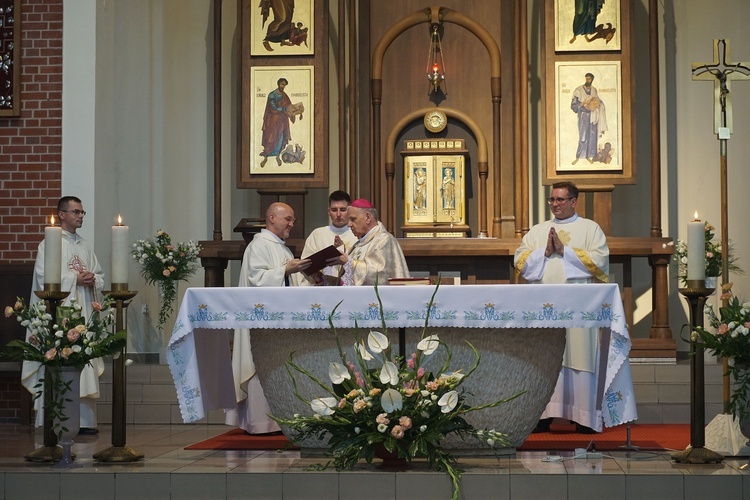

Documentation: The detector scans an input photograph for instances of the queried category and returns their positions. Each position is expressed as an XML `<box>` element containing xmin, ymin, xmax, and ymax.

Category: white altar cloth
<box><xmin>167</xmin><ymin>283</ymin><xmax>637</xmax><ymax>428</ymax></box>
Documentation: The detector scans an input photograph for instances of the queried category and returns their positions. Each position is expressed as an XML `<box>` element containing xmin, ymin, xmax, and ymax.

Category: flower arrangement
<box><xmin>666</xmin><ymin>221</ymin><xmax>742</xmax><ymax>285</ymax></box>
<box><xmin>132</xmin><ymin>230</ymin><xmax>201</xmax><ymax>331</ymax></box>
<box><xmin>692</xmin><ymin>283</ymin><xmax>750</xmax><ymax>423</ymax></box>
<box><xmin>271</xmin><ymin>286</ymin><xmax>523</xmax><ymax>500</ymax></box>
<box><xmin>3</xmin><ymin>297</ymin><xmax>126</xmax><ymax>436</ymax></box>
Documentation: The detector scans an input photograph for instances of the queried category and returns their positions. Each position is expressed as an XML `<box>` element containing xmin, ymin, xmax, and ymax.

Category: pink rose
<box><xmin>163</xmin><ymin>269</ymin><xmax>171</xmax><ymax>277</ymax></box>
<box><xmin>717</xmin><ymin>324</ymin><xmax>729</xmax><ymax>335</ymax></box>
<box><xmin>92</xmin><ymin>301</ymin><xmax>103</xmax><ymax>312</ymax></box>
<box><xmin>376</xmin><ymin>413</ymin><xmax>389</xmax><ymax>425</ymax></box>
<box><xmin>61</xmin><ymin>347</ymin><xmax>73</xmax><ymax>359</ymax></box>
<box><xmin>390</xmin><ymin>425</ymin><xmax>405</xmax><ymax>439</ymax></box>
<box><xmin>4</xmin><ymin>306</ymin><xmax>13</xmax><ymax>318</ymax></box>
<box><xmin>399</xmin><ymin>416</ymin><xmax>412</xmax><ymax>430</ymax></box>
<box><xmin>67</xmin><ymin>328</ymin><xmax>81</xmax><ymax>342</ymax></box>
<box><xmin>426</xmin><ymin>380</ymin><xmax>439</xmax><ymax>391</ymax></box>
<box><xmin>45</xmin><ymin>348</ymin><xmax>57</xmax><ymax>361</ymax></box>
<box><xmin>168</xmin><ymin>265</ymin><xmax>176</xmax><ymax>272</ymax></box>
<box><xmin>14</xmin><ymin>300</ymin><xmax>22</xmax><ymax>311</ymax></box>
<box><xmin>338</xmin><ymin>398</ymin><xmax>347</xmax><ymax>409</ymax></box>
<box><xmin>407</xmin><ymin>353</ymin><xmax>416</xmax><ymax>369</ymax></box>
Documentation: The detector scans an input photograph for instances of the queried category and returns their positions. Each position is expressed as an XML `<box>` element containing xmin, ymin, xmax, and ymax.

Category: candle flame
<box><xmin>694</xmin><ymin>211</ymin><xmax>699</xmax><ymax>221</ymax></box>
<box><xmin>117</xmin><ymin>214</ymin><xmax>123</xmax><ymax>225</ymax></box>
<box><xmin>49</xmin><ymin>215</ymin><xmax>55</xmax><ymax>226</ymax></box>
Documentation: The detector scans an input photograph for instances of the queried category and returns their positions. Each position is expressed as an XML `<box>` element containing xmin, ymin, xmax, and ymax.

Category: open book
<box><xmin>302</xmin><ymin>245</ymin><xmax>343</xmax><ymax>276</ymax></box>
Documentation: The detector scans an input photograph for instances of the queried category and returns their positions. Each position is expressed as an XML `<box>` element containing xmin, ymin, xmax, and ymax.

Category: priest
<box><xmin>514</xmin><ymin>181</ymin><xmax>609</xmax><ymax>433</ymax></box>
<box><xmin>226</xmin><ymin>202</ymin><xmax>311</xmax><ymax>434</ymax></box>
<box><xmin>21</xmin><ymin>196</ymin><xmax>105</xmax><ymax>434</ymax></box>
<box><xmin>329</xmin><ymin>198</ymin><xmax>410</xmax><ymax>286</ymax></box>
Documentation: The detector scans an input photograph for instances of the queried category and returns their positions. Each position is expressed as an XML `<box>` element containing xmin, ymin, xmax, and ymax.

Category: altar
<box><xmin>166</xmin><ymin>284</ymin><xmax>637</xmax><ymax>447</ymax></box>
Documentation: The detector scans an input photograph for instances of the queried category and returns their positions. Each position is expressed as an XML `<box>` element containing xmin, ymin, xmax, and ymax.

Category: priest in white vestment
<box><xmin>296</xmin><ymin>190</ymin><xmax>357</xmax><ymax>286</ymax></box>
<box><xmin>330</xmin><ymin>198</ymin><xmax>410</xmax><ymax>286</ymax></box>
<box><xmin>21</xmin><ymin>196</ymin><xmax>105</xmax><ymax>433</ymax></box>
<box><xmin>226</xmin><ymin>202</ymin><xmax>311</xmax><ymax>433</ymax></box>
<box><xmin>514</xmin><ymin>181</ymin><xmax>609</xmax><ymax>433</ymax></box>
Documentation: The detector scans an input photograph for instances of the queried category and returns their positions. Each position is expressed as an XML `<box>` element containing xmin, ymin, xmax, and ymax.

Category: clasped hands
<box><xmin>544</xmin><ymin>227</ymin><xmax>565</xmax><ymax>258</ymax></box>
<box><xmin>76</xmin><ymin>271</ymin><xmax>97</xmax><ymax>287</ymax></box>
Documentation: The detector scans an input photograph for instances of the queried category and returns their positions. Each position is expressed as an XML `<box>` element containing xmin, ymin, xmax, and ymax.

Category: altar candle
<box><xmin>111</xmin><ymin>214</ymin><xmax>130</xmax><ymax>285</ymax></box>
<box><xmin>44</xmin><ymin>215</ymin><xmax>62</xmax><ymax>285</ymax></box>
<box><xmin>687</xmin><ymin>212</ymin><xmax>705</xmax><ymax>281</ymax></box>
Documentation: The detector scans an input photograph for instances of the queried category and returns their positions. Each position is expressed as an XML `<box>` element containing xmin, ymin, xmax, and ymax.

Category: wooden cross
<box><xmin>692</xmin><ymin>39</ymin><xmax>750</xmax><ymax>137</ymax></box>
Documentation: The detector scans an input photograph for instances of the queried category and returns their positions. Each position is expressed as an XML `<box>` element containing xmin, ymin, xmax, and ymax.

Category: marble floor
<box><xmin>0</xmin><ymin>423</ymin><xmax>748</xmax><ymax>499</ymax></box>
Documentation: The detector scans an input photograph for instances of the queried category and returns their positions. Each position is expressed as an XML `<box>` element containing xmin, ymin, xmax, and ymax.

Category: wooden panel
<box><xmin>367</xmin><ymin>1</ymin><xmax>515</xmax><ymax>235</ymax></box>
<box><xmin>238</xmin><ymin>0</ymin><xmax>329</xmax><ymax>189</ymax></box>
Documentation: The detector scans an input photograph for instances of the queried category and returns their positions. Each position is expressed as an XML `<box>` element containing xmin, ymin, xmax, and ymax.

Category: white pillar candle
<box><xmin>111</xmin><ymin>215</ymin><xmax>130</xmax><ymax>285</ymax></box>
<box><xmin>687</xmin><ymin>213</ymin><xmax>705</xmax><ymax>281</ymax></box>
<box><xmin>44</xmin><ymin>215</ymin><xmax>62</xmax><ymax>285</ymax></box>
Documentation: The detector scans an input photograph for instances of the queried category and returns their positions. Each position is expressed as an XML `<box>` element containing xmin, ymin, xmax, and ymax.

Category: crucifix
<box><xmin>681</xmin><ymin>38</ymin><xmax>749</xmax><ymax>462</ymax></box>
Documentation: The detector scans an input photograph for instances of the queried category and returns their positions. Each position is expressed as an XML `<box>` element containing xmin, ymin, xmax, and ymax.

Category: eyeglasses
<box><xmin>547</xmin><ymin>197</ymin><xmax>573</xmax><ymax>205</ymax></box>
<box><xmin>61</xmin><ymin>209</ymin><xmax>87</xmax><ymax>216</ymax></box>
<box><xmin>283</xmin><ymin>216</ymin><xmax>296</xmax><ymax>223</ymax></box>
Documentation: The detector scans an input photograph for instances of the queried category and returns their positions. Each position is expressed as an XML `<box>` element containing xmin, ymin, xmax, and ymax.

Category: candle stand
<box><xmin>671</xmin><ymin>280</ymin><xmax>724</xmax><ymax>464</ymax></box>
<box><xmin>94</xmin><ymin>285</ymin><xmax>144</xmax><ymax>462</ymax></box>
<box><xmin>24</xmin><ymin>289</ymin><xmax>70</xmax><ymax>462</ymax></box>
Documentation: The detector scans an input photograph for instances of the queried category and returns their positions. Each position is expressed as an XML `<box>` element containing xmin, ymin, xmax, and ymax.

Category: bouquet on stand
<box><xmin>132</xmin><ymin>230</ymin><xmax>201</xmax><ymax>332</ymax></box>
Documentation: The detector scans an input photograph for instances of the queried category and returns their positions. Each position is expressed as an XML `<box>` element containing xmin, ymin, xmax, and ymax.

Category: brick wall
<box><xmin>0</xmin><ymin>0</ymin><xmax>63</xmax><ymax>265</ymax></box>
<box><xmin>0</xmin><ymin>0</ymin><xmax>62</xmax><ymax>423</ymax></box>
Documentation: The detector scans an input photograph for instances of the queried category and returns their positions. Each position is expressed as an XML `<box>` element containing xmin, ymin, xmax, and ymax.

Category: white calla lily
<box><xmin>310</xmin><ymin>397</ymin><xmax>338</xmax><ymax>416</ymax></box>
<box><xmin>367</xmin><ymin>331</ymin><xmax>389</xmax><ymax>353</ymax></box>
<box><xmin>328</xmin><ymin>362</ymin><xmax>351</xmax><ymax>384</ymax></box>
<box><xmin>379</xmin><ymin>360</ymin><xmax>400</xmax><ymax>385</ymax></box>
<box><xmin>381</xmin><ymin>388</ymin><xmax>403</xmax><ymax>413</ymax></box>
<box><xmin>438</xmin><ymin>390</ymin><xmax>459</xmax><ymax>413</ymax></box>
<box><xmin>355</xmin><ymin>340</ymin><xmax>374</xmax><ymax>360</ymax></box>
<box><xmin>417</xmin><ymin>334</ymin><xmax>440</xmax><ymax>355</ymax></box>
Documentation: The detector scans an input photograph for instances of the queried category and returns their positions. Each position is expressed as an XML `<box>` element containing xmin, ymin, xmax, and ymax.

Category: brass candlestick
<box><xmin>672</xmin><ymin>280</ymin><xmax>723</xmax><ymax>464</ymax></box>
<box><xmin>93</xmin><ymin>285</ymin><xmax>144</xmax><ymax>462</ymax></box>
<box><xmin>24</xmin><ymin>289</ymin><xmax>70</xmax><ymax>462</ymax></box>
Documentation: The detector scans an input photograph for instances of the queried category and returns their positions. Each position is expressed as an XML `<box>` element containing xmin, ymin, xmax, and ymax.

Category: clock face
<box><xmin>424</xmin><ymin>110</ymin><xmax>447</xmax><ymax>133</ymax></box>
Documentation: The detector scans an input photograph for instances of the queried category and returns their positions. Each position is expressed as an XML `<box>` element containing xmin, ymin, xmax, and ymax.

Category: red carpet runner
<box><xmin>186</xmin><ymin>424</ymin><xmax>689</xmax><ymax>452</ymax></box>
<box><xmin>517</xmin><ymin>423</ymin><xmax>689</xmax><ymax>451</ymax></box>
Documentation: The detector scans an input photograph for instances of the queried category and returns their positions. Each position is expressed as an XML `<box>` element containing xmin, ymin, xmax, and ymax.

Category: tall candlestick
<box><xmin>687</xmin><ymin>212</ymin><xmax>706</xmax><ymax>281</ymax></box>
<box><xmin>111</xmin><ymin>215</ymin><xmax>130</xmax><ymax>285</ymax></box>
<box><xmin>44</xmin><ymin>215</ymin><xmax>62</xmax><ymax>285</ymax></box>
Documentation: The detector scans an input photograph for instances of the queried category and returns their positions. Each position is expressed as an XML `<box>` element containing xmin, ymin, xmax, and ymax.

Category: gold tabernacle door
<box><xmin>402</xmin><ymin>139</ymin><xmax>468</xmax><ymax>238</ymax></box>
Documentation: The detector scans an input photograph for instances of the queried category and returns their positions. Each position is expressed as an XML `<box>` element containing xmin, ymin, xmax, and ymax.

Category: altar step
<box><xmin>95</xmin><ymin>357</ymin><xmax>729</xmax><ymax>427</ymax></box>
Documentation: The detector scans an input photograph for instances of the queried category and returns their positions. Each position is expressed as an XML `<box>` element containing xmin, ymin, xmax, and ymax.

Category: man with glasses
<box><xmin>22</xmin><ymin>196</ymin><xmax>105</xmax><ymax>435</ymax></box>
<box><xmin>297</xmin><ymin>190</ymin><xmax>357</xmax><ymax>286</ymax></box>
<box><xmin>514</xmin><ymin>181</ymin><xmax>609</xmax><ymax>434</ymax></box>
<box><xmin>228</xmin><ymin>202</ymin><xmax>311</xmax><ymax>434</ymax></box>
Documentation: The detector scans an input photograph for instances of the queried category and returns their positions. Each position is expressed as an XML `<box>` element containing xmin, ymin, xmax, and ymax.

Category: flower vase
<box><xmin>51</xmin><ymin>366</ymin><xmax>82</xmax><ymax>469</ymax></box>
<box><xmin>374</xmin><ymin>443</ymin><xmax>411</xmax><ymax>469</ymax></box>
<box><xmin>705</xmin><ymin>276</ymin><xmax>718</xmax><ymax>294</ymax></box>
